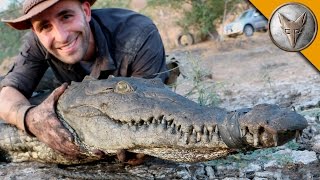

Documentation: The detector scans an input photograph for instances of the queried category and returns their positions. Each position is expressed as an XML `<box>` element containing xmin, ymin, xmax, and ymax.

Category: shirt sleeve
<box><xmin>0</xmin><ymin>32</ymin><xmax>48</xmax><ymax>98</ymax></box>
<box><xmin>130</xmin><ymin>27</ymin><xmax>169</xmax><ymax>82</ymax></box>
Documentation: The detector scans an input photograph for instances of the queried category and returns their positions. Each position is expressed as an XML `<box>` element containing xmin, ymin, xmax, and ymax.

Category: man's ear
<box><xmin>81</xmin><ymin>1</ymin><xmax>91</xmax><ymax>22</ymax></box>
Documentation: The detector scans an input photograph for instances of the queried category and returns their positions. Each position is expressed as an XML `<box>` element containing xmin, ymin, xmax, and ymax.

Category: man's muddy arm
<box><xmin>0</xmin><ymin>86</ymin><xmax>34</xmax><ymax>132</ymax></box>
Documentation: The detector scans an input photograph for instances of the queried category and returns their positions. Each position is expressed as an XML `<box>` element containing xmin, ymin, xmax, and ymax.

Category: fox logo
<box><xmin>278</xmin><ymin>12</ymin><xmax>307</xmax><ymax>48</ymax></box>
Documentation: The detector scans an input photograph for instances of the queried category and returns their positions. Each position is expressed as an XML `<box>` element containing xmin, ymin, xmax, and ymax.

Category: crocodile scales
<box><xmin>0</xmin><ymin>76</ymin><xmax>308</xmax><ymax>164</ymax></box>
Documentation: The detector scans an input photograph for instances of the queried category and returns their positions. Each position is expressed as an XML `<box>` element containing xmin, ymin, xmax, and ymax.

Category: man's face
<box><xmin>31</xmin><ymin>0</ymin><xmax>93</xmax><ymax>64</ymax></box>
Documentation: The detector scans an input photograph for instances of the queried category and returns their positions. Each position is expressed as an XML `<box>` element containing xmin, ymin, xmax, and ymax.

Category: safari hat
<box><xmin>1</xmin><ymin>0</ymin><xmax>96</xmax><ymax>30</ymax></box>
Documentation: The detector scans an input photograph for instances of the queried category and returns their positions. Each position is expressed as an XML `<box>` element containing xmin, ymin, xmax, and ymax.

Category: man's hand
<box><xmin>25</xmin><ymin>83</ymin><xmax>82</xmax><ymax>158</ymax></box>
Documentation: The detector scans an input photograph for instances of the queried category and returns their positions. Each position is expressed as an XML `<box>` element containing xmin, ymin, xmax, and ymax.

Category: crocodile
<box><xmin>0</xmin><ymin>76</ymin><xmax>308</xmax><ymax>165</ymax></box>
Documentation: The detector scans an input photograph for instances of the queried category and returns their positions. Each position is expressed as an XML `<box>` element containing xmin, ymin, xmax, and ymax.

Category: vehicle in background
<box><xmin>224</xmin><ymin>8</ymin><xmax>268</xmax><ymax>37</ymax></box>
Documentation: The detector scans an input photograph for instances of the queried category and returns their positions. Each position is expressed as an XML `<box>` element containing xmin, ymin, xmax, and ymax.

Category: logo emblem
<box><xmin>269</xmin><ymin>3</ymin><xmax>317</xmax><ymax>52</ymax></box>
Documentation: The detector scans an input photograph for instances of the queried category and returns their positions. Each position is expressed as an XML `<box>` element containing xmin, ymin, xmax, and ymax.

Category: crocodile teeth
<box><xmin>183</xmin><ymin>132</ymin><xmax>189</xmax><ymax>144</ymax></box>
<box><xmin>241</xmin><ymin>128</ymin><xmax>247</xmax><ymax>137</ymax></box>
<box><xmin>214</xmin><ymin>125</ymin><xmax>219</xmax><ymax>133</ymax></box>
<box><xmin>167</xmin><ymin>120</ymin><xmax>173</xmax><ymax>126</ymax></box>
<box><xmin>129</xmin><ymin>121</ymin><xmax>134</xmax><ymax>126</ymax></box>
<box><xmin>273</xmin><ymin>134</ymin><xmax>278</xmax><ymax>147</ymax></box>
<box><xmin>203</xmin><ymin>127</ymin><xmax>208</xmax><ymax>135</ymax></box>
<box><xmin>192</xmin><ymin>128</ymin><xmax>196</xmax><ymax>134</ymax></box>
<box><xmin>295</xmin><ymin>130</ymin><xmax>302</xmax><ymax>142</ymax></box>
<box><xmin>207</xmin><ymin>126</ymin><xmax>214</xmax><ymax>133</ymax></box>
<box><xmin>190</xmin><ymin>130</ymin><xmax>197</xmax><ymax>143</ymax></box>
<box><xmin>253</xmin><ymin>133</ymin><xmax>259</xmax><ymax>147</ymax></box>
<box><xmin>162</xmin><ymin>119</ymin><xmax>167</xmax><ymax>129</ymax></box>
<box><xmin>196</xmin><ymin>132</ymin><xmax>201</xmax><ymax>142</ymax></box>
<box><xmin>211</xmin><ymin>132</ymin><xmax>219</xmax><ymax>142</ymax></box>
<box><xmin>152</xmin><ymin>118</ymin><xmax>157</xmax><ymax>124</ymax></box>
<box><xmin>208</xmin><ymin>131</ymin><xmax>212</xmax><ymax>141</ymax></box>
<box><xmin>203</xmin><ymin>127</ymin><xmax>209</xmax><ymax>142</ymax></box>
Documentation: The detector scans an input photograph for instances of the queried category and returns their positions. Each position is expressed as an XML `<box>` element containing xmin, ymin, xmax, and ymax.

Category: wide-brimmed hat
<box><xmin>1</xmin><ymin>0</ymin><xmax>96</xmax><ymax>30</ymax></box>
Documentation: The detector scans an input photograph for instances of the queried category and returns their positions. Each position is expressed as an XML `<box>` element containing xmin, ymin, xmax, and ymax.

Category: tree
<box><xmin>148</xmin><ymin>0</ymin><xmax>242</xmax><ymax>40</ymax></box>
<box><xmin>0</xmin><ymin>0</ymin><xmax>26</xmax><ymax>62</ymax></box>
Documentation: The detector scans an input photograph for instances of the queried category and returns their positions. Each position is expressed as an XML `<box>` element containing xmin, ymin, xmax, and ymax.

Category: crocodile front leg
<box><xmin>218</xmin><ymin>104</ymin><xmax>308</xmax><ymax>150</ymax></box>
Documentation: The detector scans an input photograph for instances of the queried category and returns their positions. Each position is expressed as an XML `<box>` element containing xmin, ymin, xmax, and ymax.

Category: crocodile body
<box><xmin>0</xmin><ymin>77</ymin><xmax>308</xmax><ymax>164</ymax></box>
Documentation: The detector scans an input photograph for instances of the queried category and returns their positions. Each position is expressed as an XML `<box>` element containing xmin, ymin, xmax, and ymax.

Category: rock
<box><xmin>187</xmin><ymin>163</ymin><xmax>207</xmax><ymax>179</ymax></box>
<box><xmin>216</xmin><ymin>164</ymin><xmax>239</xmax><ymax>171</ymax></box>
<box><xmin>205</xmin><ymin>166</ymin><xmax>216</xmax><ymax>179</ymax></box>
<box><xmin>253</xmin><ymin>178</ymin><xmax>268</xmax><ymax>180</ymax></box>
<box><xmin>243</xmin><ymin>163</ymin><xmax>261</xmax><ymax>173</ymax></box>
<box><xmin>312</xmin><ymin>134</ymin><xmax>320</xmax><ymax>153</ymax></box>
<box><xmin>254</xmin><ymin>170</ymin><xmax>283</xmax><ymax>179</ymax></box>
<box><xmin>291</xmin><ymin>150</ymin><xmax>317</xmax><ymax>164</ymax></box>
<box><xmin>176</xmin><ymin>164</ymin><xmax>192</xmax><ymax>179</ymax></box>
<box><xmin>263</xmin><ymin>160</ymin><xmax>283</xmax><ymax>169</ymax></box>
<box><xmin>302</xmin><ymin>170</ymin><xmax>314</xmax><ymax>180</ymax></box>
<box><xmin>274</xmin><ymin>148</ymin><xmax>292</xmax><ymax>155</ymax></box>
<box><xmin>273</xmin><ymin>149</ymin><xmax>318</xmax><ymax>165</ymax></box>
<box><xmin>239</xmin><ymin>163</ymin><xmax>262</xmax><ymax>178</ymax></box>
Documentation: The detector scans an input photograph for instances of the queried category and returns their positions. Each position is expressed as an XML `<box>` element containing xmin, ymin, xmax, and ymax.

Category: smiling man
<box><xmin>0</xmin><ymin>0</ymin><xmax>168</xmax><ymax>161</ymax></box>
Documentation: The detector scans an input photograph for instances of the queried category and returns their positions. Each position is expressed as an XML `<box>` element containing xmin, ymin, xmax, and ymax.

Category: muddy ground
<box><xmin>0</xmin><ymin>32</ymin><xmax>319</xmax><ymax>179</ymax></box>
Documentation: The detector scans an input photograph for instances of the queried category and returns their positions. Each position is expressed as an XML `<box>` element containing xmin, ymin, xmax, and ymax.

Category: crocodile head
<box><xmin>57</xmin><ymin>76</ymin><xmax>232</xmax><ymax>162</ymax></box>
<box><xmin>56</xmin><ymin>76</ymin><xmax>308</xmax><ymax>162</ymax></box>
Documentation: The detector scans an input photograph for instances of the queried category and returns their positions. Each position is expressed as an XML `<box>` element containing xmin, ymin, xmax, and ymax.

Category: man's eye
<box><xmin>42</xmin><ymin>24</ymin><xmax>49</xmax><ymax>29</ymax></box>
<box><xmin>63</xmin><ymin>15</ymin><xmax>72</xmax><ymax>20</ymax></box>
<box><xmin>39</xmin><ymin>24</ymin><xmax>50</xmax><ymax>32</ymax></box>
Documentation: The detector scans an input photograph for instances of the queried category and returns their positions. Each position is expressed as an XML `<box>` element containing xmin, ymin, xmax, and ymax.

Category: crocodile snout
<box><xmin>238</xmin><ymin>104</ymin><xmax>308</xmax><ymax>148</ymax></box>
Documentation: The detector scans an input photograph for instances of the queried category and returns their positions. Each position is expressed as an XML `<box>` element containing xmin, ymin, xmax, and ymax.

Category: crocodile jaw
<box><xmin>57</xmin><ymin>105</ymin><xmax>233</xmax><ymax>162</ymax></box>
<box><xmin>238</xmin><ymin>104</ymin><xmax>308</xmax><ymax>148</ymax></box>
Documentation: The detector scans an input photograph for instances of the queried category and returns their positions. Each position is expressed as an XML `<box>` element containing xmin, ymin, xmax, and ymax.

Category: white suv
<box><xmin>224</xmin><ymin>9</ymin><xmax>268</xmax><ymax>37</ymax></box>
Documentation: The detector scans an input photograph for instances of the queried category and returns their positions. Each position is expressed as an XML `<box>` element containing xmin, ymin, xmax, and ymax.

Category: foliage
<box><xmin>183</xmin><ymin>52</ymin><xmax>220</xmax><ymax>107</ymax></box>
<box><xmin>0</xmin><ymin>1</ymin><xmax>26</xmax><ymax>62</ymax></box>
<box><xmin>92</xmin><ymin>0</ymin><xmax>131</xmax><ymax>9</ymax></box>
<box><xmin>147</xmin><ymin>0</ymin><xmax>242</xmax><ymax>39</ymax></box>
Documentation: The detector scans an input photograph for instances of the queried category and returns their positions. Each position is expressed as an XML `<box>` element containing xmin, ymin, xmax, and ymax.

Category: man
<box><xmin>0</xmin><ymin>0</ymin><xmax>168</xmax><ymax>161</ymax></box>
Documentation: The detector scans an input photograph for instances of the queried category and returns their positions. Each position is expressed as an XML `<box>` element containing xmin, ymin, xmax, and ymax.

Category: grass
<box><xmin>259</xmin><ymin>64</ymin><xmax>275</xmax><ymax>93</ymax></box>
<box><xmin>180</xmin><ymin>51</ymin><xmax>220</xmax><ymax>107</ymax></box>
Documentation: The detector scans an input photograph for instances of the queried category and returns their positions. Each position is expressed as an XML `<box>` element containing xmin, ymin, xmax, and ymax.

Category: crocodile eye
<box><xmin>115</xmin><ymin>81</ymin><xmax>133</xmax><ymax>94</ymax></box>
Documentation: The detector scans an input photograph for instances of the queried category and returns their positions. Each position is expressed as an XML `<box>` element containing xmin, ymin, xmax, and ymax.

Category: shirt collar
<box><xmin>89</xmin><ymin>18</ymin><xmax>116</xmax><ymax>78</ymax></box>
